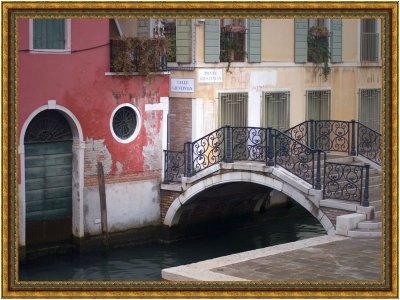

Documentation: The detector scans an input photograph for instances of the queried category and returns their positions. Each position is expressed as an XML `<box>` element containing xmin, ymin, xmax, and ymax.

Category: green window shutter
<box><xmin>176</xmin><ymin>19</ymin><xmax>192</xmax><ymax>63</ymax></box>
<box><xmin>33</xmin><ymin>19</ymin><xmax>65</xmax><ymax>49</ymax></box>
<box><xmin>294</xmin><ymin>19</ymin><xmax>308</xmax><ymax>63</ymax></box>
<box><xmin>330</xmin><ymin>19</ymin><xmax>342</xmax><ymax>63</ymax></box>
<box><xmin>204</xmin><ymin>19</ymin><xmax>220</xmax><ymax>63</ymax></box>
<box><xmin>138</xmin><ymin>19</ymin><xmax>150</xmax><ymax>37</ymax></box>
<box><xmin>247</xmin><ymin>19</ymin><xmax>261</xmax><ymax>63</ymax></box>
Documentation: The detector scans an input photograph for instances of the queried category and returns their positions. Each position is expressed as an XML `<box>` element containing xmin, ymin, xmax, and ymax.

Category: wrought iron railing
<box><xmin>285</xmin><ymin>120</ymin><xmax>381</xmax><ymax>165</ymax></box>
<box><xmin>358</xmin><ymin>123</ymin><xmax>382</xmax><ymax>166</ymax></box>
<box><xmin>110</xmin><ymin>38</ymin><xmax>168</xmax><ymax>74</ymax></box>
<box><xmin>274</xmin><ymin>130</ymin><xmax>319</xmax><ymax>187</ymax></box>
<box><xmin>324</xmin><ymin>162</ymin><xmax>370</xmax><ymax>206</ymax></box>
<box><xmin>163</xmin><ymin>150</ymin><xmax>185</xmax><ymax>183</ymax></box>
<box><xmin>164</xmin><ymin>121</ymin><xmax>380</xmax><ymax>207</ymax></box>
<box><xmin>191</xmin><ymin>127</ymin><xmax>225</xmax><ymax>176</ymax></box>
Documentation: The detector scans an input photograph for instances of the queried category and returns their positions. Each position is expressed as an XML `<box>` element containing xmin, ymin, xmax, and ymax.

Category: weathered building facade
<box><xmin>18</xmin><ymin>18</ymin><xmax>169</xmax><ymax>249</ymax></box>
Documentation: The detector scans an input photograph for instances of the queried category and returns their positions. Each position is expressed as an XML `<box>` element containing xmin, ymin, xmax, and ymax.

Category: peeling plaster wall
<box><xmin>18</xmin><ymin>18</ymin><xmax>169</xmax><ymax>239</ymax></box>
<box><xmin>84</xmin><ymin>138</ymin><xmax>113</xmax><ymax>175</ymax></box>
<box><xmin>83</xmin><ymin>179</ymin><xmax>160</xmax><ymax>235</ymax></box>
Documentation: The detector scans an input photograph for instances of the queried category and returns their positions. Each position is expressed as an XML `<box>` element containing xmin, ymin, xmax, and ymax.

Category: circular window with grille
<box><xmin>110</xmin><ymin>103</ymin><xmax>141</xmax><ymax>143</ymax></box>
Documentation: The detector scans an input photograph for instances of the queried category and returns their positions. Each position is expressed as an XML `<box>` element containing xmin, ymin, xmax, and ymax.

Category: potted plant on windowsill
<box><xmin>110</xmin><ymin>36</ymin><xmax>168</xmax><ymax>76</ymax></box>
<box><xmin>307</xmin><ymin>26</ymin><xmax>331</xmax><ymax>80</ymax></box>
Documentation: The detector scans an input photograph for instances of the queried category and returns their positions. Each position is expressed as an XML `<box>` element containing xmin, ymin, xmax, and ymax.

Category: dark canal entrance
<box><xmin>19</xmin><ymin>202</ymin><xmax>326</xmax><ymax>281</ymax></box>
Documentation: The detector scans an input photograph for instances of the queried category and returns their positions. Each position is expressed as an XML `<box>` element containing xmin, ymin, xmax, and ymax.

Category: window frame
<box><xmin>306</xmin><ymin>89</ymin><xmax>332</xmax><ymax>121</ymax></box>
<box><xmin>218</xmin><ymin>92</ymin><xmax>248</xmax><ymax>127</ymax></box>
<box><xmin>110</xmin><ymin>103</ymin><xmax>142</xmax><ymax>144</ymax></box>
<box><xmin>262</xmin><ymin>91</ymin><xmax>290</xmax><ymax>131</ymax></box>
<box><xmin>29</xmin><ymin>19</ymin><xmax>71</xmax><ymax>53</ymax></box>
<box><xmin>358</xmin><ymin>88</ymin><xmax>381</xmax><ymax>132</ymax></box>
<box><xmin>360</xmin><ymin>19</ymin><xmax>380</xmax><ymax>63</ymax></box>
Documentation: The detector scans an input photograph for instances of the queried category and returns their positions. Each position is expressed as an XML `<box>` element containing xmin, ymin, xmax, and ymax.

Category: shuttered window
<box><xmin>205</xmin><ymin>19</ymin><xmax>261</xmax><ymax>63</ymax></box>
<box><xmin>204</xmin><ymin>19</ymin><xmax>221</xmax><ymax>63</ymax></box>
<box><xmin>33</xmin><ymin>19</ymin><xmax>65</xmax><ymax>50</ymax></box>
<box><xmin>137</xmin><ymin>19</ymin><xmax>151</xmax><ymax>37</ymax></box>
<box><xmin>361</xmin><ymin>19</ymin><xmax>379</xmax><ymax>62</ymax></box>
<box><xmin>176</xmin><ymin>19</ymin><xmax>192</xmax><ymax>63</ymax></box>
<box><xmin>263</xmin><ymin>92</ymin><xmax>290</xmax><ymax>131</ymax></box>
<box><xmin>219</xmin><ymin>92</ymin><xmax>248</xmax><ymax>127</ymax></box>
<box><xmin>359</xmin><ymin>89</ymin><xmax>381</xmax><ymax>132</ymax></box>
<box><xmin>247</xmin><ymin>19</ymin><xmax>261</xmax><ymax>63</ymax></box>
<box><xmin>330</xmin><ymin>19</ymin><xmax>342</xmax><ymax>63</ymax></box>
<box><xmin>294</xmin><ymin>19</ymin><xmax>342</xmax><ymax>64</ymax></box>
<box><xmin>306</xmin><ymin>90</ymin><xmax>331</xmax><ymax>120</ymax></box>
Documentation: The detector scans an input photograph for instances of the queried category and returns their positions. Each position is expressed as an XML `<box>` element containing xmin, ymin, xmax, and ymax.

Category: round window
<box><xmin>110</xmin><ymin>104</ymin><xmax>141</xmax><ymax>143</ymax></box>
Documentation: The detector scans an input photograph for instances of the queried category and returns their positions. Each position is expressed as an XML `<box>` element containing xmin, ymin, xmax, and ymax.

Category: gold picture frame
<box><xmin>2</xmin><ymin>1</ymin><xmax>398</xmax><ymax>298</ymax></box>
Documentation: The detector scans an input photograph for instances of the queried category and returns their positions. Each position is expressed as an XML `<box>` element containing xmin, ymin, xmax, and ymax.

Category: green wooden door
<box><xmin>24</xmin><ymin>110</ymin><xmax>73</xmax><ymax>246</ymax></box>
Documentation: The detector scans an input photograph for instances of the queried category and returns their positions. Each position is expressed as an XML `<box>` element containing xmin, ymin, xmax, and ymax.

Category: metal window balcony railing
<box><xmin>109</xmin><ymin>38</ymin><xmax>168</xmax><ymax>74</ymax></box>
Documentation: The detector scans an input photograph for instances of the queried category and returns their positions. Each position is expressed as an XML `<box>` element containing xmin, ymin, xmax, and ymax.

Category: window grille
<box><xmin>112</xmin><ymin>106</ymin><xmax>138</xmax><ymax>140</ymax></box>
<box><xmin>361</xmin><ymin>19</ymin><xmax>379</xmax><ymax>62</ymax></box>
<box><xmin>306</xmin><ymin>90</ymin><xmax>331</xmax><ymax>120</ymax></box>
<box><xmin>263</xmin><ymin>91</ymin><xmax>290</xmax><ymax>131</ymax></box>
<box><xmin>359</xmin><ymin>89</ymin><xmax>381</xmax><ymax>132</ymax></box>
<box><xmin>219</xmin><ymin>92</ymin><xmax>248</xmax><ymax>127</ymax></box>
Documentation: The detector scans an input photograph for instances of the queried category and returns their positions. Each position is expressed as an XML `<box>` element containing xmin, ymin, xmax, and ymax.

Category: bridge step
<box><xmin>357</xmin><ymin>219</ymin><xmax>382</xmax><ymax>230</ymax></box>
<box><xmin>347</xmin><ymin>228</ymin><xmax>382</xmax><ymax>238</ymax></box>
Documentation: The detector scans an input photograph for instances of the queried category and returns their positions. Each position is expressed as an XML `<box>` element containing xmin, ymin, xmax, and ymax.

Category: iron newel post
<box><xmin>224</xmin><ymin>125</ymin><xmax>233</xmax><ymax>163</ymax></box>
<box><xmin>362</xmin><ymin>163</ymin><xmax>370</xmax><ymax>207</ymax></box>
<box><xmin>350</xmin><ymin>119</ymin><xmax>357</xmax><ymax>156</ymax></box>
<box><xmin>266</xmin><ymin>127</ymin><xmax>275</xmax><ymax>166</ymax></box>
<box><xmin>184</xmin><ymin>141</ymin><xmax>193</xmax><ymax>177</ymax></box>
<box><xmin>315</xmin><ymin>149</ymin><xmax>322</xmax><ymax>190</ymax></box>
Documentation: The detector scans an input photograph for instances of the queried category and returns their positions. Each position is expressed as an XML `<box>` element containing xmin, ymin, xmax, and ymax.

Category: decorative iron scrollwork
<box><xmin>164</xmin><ymin>150</ymin><xmax>185</xmax><ymax>183</ymax></box>
<box><xmin>324</xmin><ymin>162</ymin><xmax>365</xmax><ymax>203</ymax></box>
<box><xmin>358</xmin><ymin>123</ymin><xmax>382</xmax><ymax>166</ymax></box>
<box><xmin>232</xmin><ymin>127</ymin><xmax>267</xmax><ymax>161</ymax></box>
<box><xmin>314</xmin><ymin>120</ymin><xmax>350</xmax><ymax>152</ymax></box>
<box><xmin>275</xmin><ymin>131</ymin><xmax>315</xmax><ymax>185</ymax></box>
<box><xmin>24</xmin><ymin>110</ymin><xmax>72</xmax><ymax>144</ymax></box>
<box><xmin>192</xmin><ymin>128</ymin><xmax>225</xmax><ymax>173</ymax></box>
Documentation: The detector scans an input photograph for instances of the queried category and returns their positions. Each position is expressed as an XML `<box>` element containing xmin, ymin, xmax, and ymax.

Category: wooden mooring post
<box><xmin>97</xmin><ymin>161</ymin><xmax>109</xmax><ymax>247</ymax></box>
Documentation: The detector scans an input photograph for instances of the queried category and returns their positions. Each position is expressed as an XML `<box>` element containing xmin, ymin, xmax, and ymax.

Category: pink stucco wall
<box><xmin>18</xmin><ymin>19</ymin><xmax>169</xmax><ymax>182</ymax></box>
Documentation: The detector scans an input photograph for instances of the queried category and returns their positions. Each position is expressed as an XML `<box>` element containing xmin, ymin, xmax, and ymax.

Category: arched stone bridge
<box><xmin>161</xmin><ymin>121</ymin><xmax>382</xmax><ymax>235</ymax></box>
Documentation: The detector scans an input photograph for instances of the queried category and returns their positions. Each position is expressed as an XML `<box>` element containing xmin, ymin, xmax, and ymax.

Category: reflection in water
<box><xmin>19</xmin><ymin>203</ymin><xmax>326</xmax><ymax>281</ymax></box>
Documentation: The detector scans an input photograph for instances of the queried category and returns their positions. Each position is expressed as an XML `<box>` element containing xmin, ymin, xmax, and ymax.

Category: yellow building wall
<box><xmin>262</xmin><ymin>19</ymin><xmax>294</xmax><ymax>62</ymax></box>
<box><xmin>342</xmin><ymin>19</ymin><xmax>359</xmax><ymax>62</ymax></box>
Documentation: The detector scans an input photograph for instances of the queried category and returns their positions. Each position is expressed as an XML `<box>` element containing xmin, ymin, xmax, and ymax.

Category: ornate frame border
<box><xmin>2</xmin><ymin>1</ymin><xmax>398</xmax><ymax>298</ymax></box>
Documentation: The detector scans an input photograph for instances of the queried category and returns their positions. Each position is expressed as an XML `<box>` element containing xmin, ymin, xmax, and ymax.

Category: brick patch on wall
<box><xmin>168</xmin><ymin>97</ymin><xmax>192</xmax><ymax>151</ymax></box>
<box><xmin>321</xmin><ymin>207</ymin><xmax>354</xmax><ymax>226</ymax></box>
<box><xmin>160</xmin><ymin>190</ymin><xmax>182</xmax><ymax>221</ymax></box>
<box><xmin>85</xmin><ymin>170</ymin><xmax>161</xmax><ymax>186</ymax></box>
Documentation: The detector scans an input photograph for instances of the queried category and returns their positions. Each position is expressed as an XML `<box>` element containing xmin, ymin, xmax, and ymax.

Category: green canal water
<box><xmin>19</xmin><ymin>203</ymin><xmax>326</xmax><ymax>281</ymax></box>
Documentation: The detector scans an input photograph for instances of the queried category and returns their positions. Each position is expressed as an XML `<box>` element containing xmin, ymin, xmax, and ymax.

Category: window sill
<box><xmin>105</xmin><ymin>71</ymin><xmax>171</xmax><ymax>76</ymax></box>
<box><xmin>29</xmin><ymin>49</ymin><xmax>71</xmax><ymax>54</ymax></box>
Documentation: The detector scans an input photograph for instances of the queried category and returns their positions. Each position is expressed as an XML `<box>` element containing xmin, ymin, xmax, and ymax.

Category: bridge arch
<box><xmin>163</xmin><ymin>171</ymin><xmax>335</xmax><ymax>235</ymax></box>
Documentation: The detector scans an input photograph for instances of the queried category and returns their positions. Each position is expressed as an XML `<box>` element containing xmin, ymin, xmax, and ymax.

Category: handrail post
<box><xmin>362</xmin><ymin>163</ymin><xmax>370</xmax><ymax>207</ymax></box>
<box><xmin>163</xmin><ymin>150</ymin><xmax>168</xmax><ymax>183</ymax></box>
<box><xmin>309</xmin><ymin>119</ymin><xmax>315</xmax><ymax>149</ymax></box>
<box><xmin>350</xmin><ymin>119</ymin><xmax>357</xmax><ymax>156</ymax></box>
<box><xmin>184</xmin><ymin>141</ymin><xmax>193</xmax><ymax>177</ymax></box>
<box><xmin>315</xmin><ymin>149</ymin><xmax>322</xmax><ymax>190</ymax></box>
<box><xmin>224</xmin><ymin>125</ymin><xmax>233</xmax><ymax>163</ymax></box>
<box><xmin>266</xmin><ymin>127</ymin><xmax>275</xmax><ymax>166</ymax></box>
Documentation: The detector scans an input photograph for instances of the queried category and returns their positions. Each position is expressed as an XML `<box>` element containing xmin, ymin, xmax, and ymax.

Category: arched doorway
<box><xmin>24</xmin><ymin>110</ymin><xmax>73</xmax><ymax>246</ymax></box>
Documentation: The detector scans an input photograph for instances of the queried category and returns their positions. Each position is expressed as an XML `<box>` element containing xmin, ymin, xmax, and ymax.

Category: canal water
<box><xmin>19</xmin><ymin>203</ymin><xmax>326</xmax><ymax>281</ymax></box>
